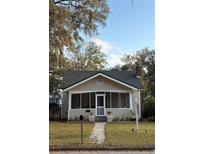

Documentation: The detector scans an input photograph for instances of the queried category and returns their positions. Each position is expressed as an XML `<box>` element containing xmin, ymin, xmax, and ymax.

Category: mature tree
<box><xmin>49</xmin><ymin>41</ymin><xmax>107</xmax><ymax>101</ymax></box>
<box><xmin>49</xmin><ymin>0</ymin><xmax>109</xmax><ymax>100</ymax></box>
<box><xmin>68</xmin><ymin>41</ymin><xmax>107</xmax><ymax>70</ymax></box>
<box><xmin>49</xmin><ymin>0</ymin><xmax>110</xmax><ymax>71</ymax></box>
<box><xmin>120</xmin><ymin>47</ymin><xmax>155</xmax><ymax>118</ymax></box>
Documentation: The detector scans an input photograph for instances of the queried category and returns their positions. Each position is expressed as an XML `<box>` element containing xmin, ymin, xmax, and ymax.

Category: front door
<box><xmin>96</xmin><ymin>94</ymin><xmax>105</xmax><ymax>116</ymax></box>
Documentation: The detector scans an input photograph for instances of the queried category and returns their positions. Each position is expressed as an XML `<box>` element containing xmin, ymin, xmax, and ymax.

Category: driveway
<box><xmin>50</xmin><ymin>150</ymin><xmax>155</xmax><ymax>154</ymax></box>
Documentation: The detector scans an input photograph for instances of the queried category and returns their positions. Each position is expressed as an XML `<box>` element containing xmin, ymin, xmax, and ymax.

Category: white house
<box><xmin>60</xmin><ymin>70</ymin><xmax>142</xmax><ymax>122</ymax></box>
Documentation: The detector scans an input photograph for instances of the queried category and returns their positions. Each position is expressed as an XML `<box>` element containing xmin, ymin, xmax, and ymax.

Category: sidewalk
<box><xmin>50</xmin><ymin>150</ymin><xmax>155</xmax><ymax>154</ymax></box>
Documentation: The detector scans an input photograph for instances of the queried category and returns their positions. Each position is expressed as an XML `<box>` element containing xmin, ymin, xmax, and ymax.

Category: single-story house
<box><xmin>60</xmin><ymin>70</ymin><xmax>142</xmax><ymax>122</ymax></box>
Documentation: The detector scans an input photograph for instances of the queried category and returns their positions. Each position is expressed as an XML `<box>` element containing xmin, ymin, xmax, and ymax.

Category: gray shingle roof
<box><xmin>60</xmin><ymin>70</ymin><xmax>142</xmax><ymax>90</ymax></box>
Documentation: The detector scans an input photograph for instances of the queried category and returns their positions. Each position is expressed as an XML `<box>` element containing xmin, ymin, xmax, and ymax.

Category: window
<box><xmin>71</xmin><ymin>94</ymin><xmax>80</xmax><ymax>109</ymax></box>
<box><xmin>81</xmin><ymin>93</ymin><xmax>89</xmax><ymax>108</ymax></box>
<box><xmin>105</xmin><ymin>92</ymin><xmax>110</xmax><ymax>108</ymax></box>
<box><xmin>91</xmin><ymin>92</ymin><xmax>95</xmax><ymax>108</ymax></box>
<box><xmin>120</xmin><ymin>93</ymin><xmax>130</xmax><ymax>108</ymax></box>
<box><xmin>111</xmin><ymin>92</ymin><xmax>120</xmax><ymax>108</ymax></box>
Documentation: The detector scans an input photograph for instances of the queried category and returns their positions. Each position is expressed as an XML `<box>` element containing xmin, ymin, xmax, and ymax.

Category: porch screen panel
<box><xmin>111</xmin><ymin>92</ymin><xmax>120</xmax><ymax>108</ymax></box>
<box><xmin>120</xmin><ymin>93</ymin><xmax>130</xmax><ymax>108</ymax></box>
<box><xmin>105</xmin><ymin>92</ymin><xmax>110</xmax><ymax>108</ymax></box>
<box><xmin>71</xmin><ymin>94</ymin><xmax>80</xmax><ymax>109</ymax></box>
<box><xmin>91</xmin><ymin>92</ymin><xmax>95</xmax><ymax>108</ymax></box>
<box><xmin>82</xmin><ymin>93</ymin><xmax>90</xmax><ymax>108</ymax></box>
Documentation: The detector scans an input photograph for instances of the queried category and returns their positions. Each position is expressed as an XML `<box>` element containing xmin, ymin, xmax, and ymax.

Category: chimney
<box><xmin>135</xmin><ymin>66</ymin><xmax>141</xmax><ymax>78</ymax></box>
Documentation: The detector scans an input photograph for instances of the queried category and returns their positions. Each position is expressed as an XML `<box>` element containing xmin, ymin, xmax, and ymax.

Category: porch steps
<box><xmin>94</xmin><ymin>116</ymin><xmax>107</xmax><ymax>122</ymax></box>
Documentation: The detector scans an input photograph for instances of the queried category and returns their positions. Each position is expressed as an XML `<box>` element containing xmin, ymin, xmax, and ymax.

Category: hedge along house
<box><xmin>60</xmin><ymin>70</ymin><xmax>142</xmax><ymax>122</ymax></box>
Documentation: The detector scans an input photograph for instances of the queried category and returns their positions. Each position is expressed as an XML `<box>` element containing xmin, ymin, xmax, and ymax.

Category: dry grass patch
<box><xmin>49</xmin><ymin>121</ymin><xmax>154</xmax><ymax>148</ymax></box>
<box><xmin>105</xmin><ymin>122</ymin><xmax>155</xmax><ymax>146</ymax></box>
<box><xmin>49</xmin><ymin>121</ymin><xmax>94</xmax><ymax>147</ymax></box>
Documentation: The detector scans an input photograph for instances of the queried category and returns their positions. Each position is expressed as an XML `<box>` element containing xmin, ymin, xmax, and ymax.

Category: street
<box><xmin>50</xmin><ymin>150</ymin><xmax>155</xmax><ymax>154</ymax></box>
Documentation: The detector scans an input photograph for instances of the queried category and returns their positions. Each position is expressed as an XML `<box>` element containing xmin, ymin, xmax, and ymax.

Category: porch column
<box><xmin>67</xmin><ymin>92</ymin><xmax>71</xmax><ymax>120</ymax></box>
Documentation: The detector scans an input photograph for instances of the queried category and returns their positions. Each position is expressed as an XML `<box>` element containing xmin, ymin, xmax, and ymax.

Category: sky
<box><xmin>92</xmin><ymin>0</ymin><xmax>155</xmax><ymax>67</ymax></box>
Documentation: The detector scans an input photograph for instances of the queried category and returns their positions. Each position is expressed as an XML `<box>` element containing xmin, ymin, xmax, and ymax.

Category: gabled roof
<box><xmin>60</xmin><ymin>70</ymin><xmax>142</xmax><ymax>90</ymax></box>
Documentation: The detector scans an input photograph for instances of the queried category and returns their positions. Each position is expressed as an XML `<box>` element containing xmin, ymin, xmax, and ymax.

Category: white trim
<box><xmin>69</xmin><ymin>108</ymin><xmax>95</xmax><ymax>110</ymax></box>
<box><xmin>68</xmin><ymin>92</ymin><xmax>71</xmax><ymax>120</ymax></box>
<box><xmin>63</xmin><ymin>73</ymin><xmax>138</xmax><ymax>92</ymax></box>
<box><xmin>96</xmin><ymin>94</ymin><xmax>105</xmax><ymax>116</ymax></box>
<box><xmin>129</xmin><ymin>93</ymin><xmax>133</xmax><ymax>110</ymax></box>
<box><xmin>69</xmin><ymin>107</ymin><xmax>131</xmax><ymax>110</ymax></box>
<box><xmin>138</xmin><ymin>90</ymin><xmax>141</xmax><ymax>118</ymax></box>
<box><xmin>69</xmin><ymin>90</ymin><xmax>131</xmax><ymax>94</ymax></box>
<box><xmin>105</xmin><ymin>108</ymin><xmax>132</xmax><ymax>109</ymax></box>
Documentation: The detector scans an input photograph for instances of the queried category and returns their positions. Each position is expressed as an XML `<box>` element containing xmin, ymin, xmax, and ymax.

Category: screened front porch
<box><xmin>68</xmin><ymin>91</ymin><xmax>132</xmax><ymax>120</ymax></box>
<box><xmin>70</xmin><ymin>91</ymin><xmax>131</xmax><ymax>110</ymax></box>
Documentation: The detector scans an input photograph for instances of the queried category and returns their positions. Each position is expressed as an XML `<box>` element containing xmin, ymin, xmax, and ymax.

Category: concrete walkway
<box><xmin>89</xmin><ymin>122</ymin><xmax>106</xmax><ymax>144</ymax></box>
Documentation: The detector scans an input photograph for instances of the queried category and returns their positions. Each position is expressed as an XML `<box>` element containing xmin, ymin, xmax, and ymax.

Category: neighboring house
<box><xmin>60</xmin><ymin>70</ymin><xmax>142</xmax><ymax>122</ymax></box>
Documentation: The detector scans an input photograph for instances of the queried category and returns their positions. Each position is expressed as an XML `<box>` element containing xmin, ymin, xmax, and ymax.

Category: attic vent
<box><xmin>96</xmin><ymin>80</ymin><xmax>104</xmax><ymax>87</ymax></box>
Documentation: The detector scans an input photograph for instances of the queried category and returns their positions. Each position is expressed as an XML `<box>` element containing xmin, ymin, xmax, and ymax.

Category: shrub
<box><xmin>49</xmin><ymin>103</ymin><xmax>61</xmax><ymax>120</ymax></box>
<box><xmin>113</xmin><ymin>117</ymin><xmax>119</xmax><ymax>121</ymax></box>
<box><xmin>147</xmin><ymin>116</ymin><xmax>155</xmax><ymax>122</ymax></box>
<box><xmin>74</xmin><ymin>117</ymin><xmax>79</xmax><ymax>121</ymax></box>
<box><xmin>121</xmin><ymin>114</ymin><xmax>125</xmax><ymax>121</ymax></box>
<box><xmin>143</xmin><ymin>96</ymin><xmax>155</xmax><ymax>118</ymax></box>
<box><xmin>124</xmin><ymin>116</ymin><xmax>129</xmax><ymax>121</ymax></box>
<box><xmin>49</xmin><ymin>103</ymin><xmax>60</xmax><ymax>112</ymax></box>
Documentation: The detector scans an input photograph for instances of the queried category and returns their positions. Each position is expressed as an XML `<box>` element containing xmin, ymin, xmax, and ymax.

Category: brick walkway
<box><xmin>89</xmin><ymin>122</ymin><xmax>106</xmax><ymax>144</ymax></box>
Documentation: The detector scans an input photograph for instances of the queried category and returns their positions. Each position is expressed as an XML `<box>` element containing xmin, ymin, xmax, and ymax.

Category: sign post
<box><xmin>135</xmin><ymin>97</ymin><xmax>139</xmax><ymax>131</ymax></box>
<box><xmin>136</xmin><ymin>104</ymin><xmax>139</xmax><ymax>131</ymax></box>
<box><xmin>79</xmin><ymin>115</ymin><xmax>83</xmax><ymax>144</ymax></box>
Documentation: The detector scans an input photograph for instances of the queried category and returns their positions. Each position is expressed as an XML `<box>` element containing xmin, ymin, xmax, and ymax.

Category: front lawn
<box><xmin>105</xmin><ymin>122</ymin><xmax>155</xmax><ymax>146</ymax></box>
<box><xmin>49</xmin><ymin>121</ymin><xmax>155</xmax><ymax>148</ymax></box>
<box><xmin>49</xmin><ymin>121</ymin><xmax>94</xmax><ymax>147</ymax></box>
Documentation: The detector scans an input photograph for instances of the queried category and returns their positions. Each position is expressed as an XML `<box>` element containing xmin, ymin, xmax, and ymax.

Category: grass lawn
<box><xmin>105</xmin><ymin>122</ymin><xmax>155</xmax><ymax>146</ymax></box>
<box><xmin>49</xmin><ymin>121</ymin><xmax>155</xmax><ymax>148</ymax></box>
<box><xmin>49</xmin><ymin>121</ymin><xmax>94</xmax><ymax>147</ymax></box>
